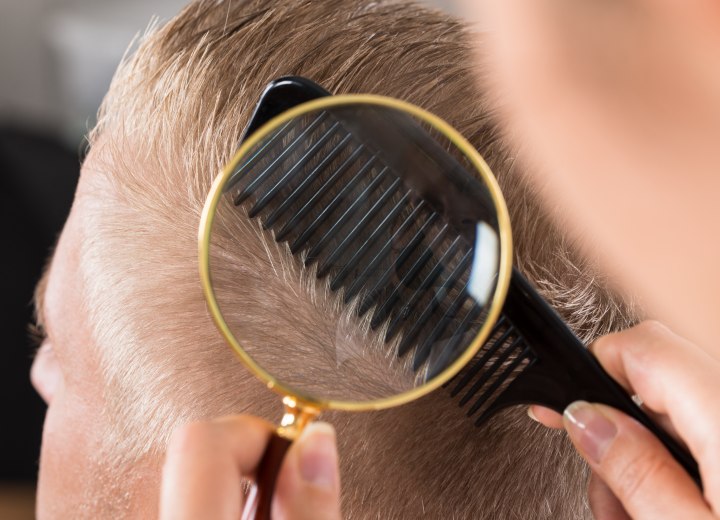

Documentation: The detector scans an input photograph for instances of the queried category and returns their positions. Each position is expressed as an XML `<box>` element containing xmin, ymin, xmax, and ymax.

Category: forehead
<box><xmin>42</xmin><ymin>152</ymin><xmax>109</xmax><ymax>343</ymax></box>
<box><xmin>43</xmin><ymin>186</ymin><xmax>87</xmax><ymax>339</ymax></box>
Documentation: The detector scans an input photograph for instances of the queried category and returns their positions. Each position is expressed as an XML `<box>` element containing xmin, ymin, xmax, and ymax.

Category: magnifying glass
<box><xmin>199</xmin><ymin>77</ymin><xmax>699</xmax><ymax>519</ymax></box>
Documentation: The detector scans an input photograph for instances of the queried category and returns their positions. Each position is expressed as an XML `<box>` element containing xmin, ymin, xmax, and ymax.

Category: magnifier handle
<box><xmin>242</xmin><ymin>432</ymin><xmax>292</xmax><ymax>520</ymax></box>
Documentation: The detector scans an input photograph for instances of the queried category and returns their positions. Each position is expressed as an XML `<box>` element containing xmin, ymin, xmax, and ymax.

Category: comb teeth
<box><xmin>329</xmin><ymin>197</ymin><xmax>420</xmax><ymax>292</ymax></box>
<box><xmin>368</xmin><ymin>223</ymin><xmax>449</xmax><ymax>327</ymax></box>
<box><xmin>233</xmin><ymin>115</ymin><xmax>328</xmax><ymax>205</ymax></box>
<box><xmin>230</xmin><ymin>110</ymin><xmax>490</xmax><ymax>380</ymax></box>
<box><xmin>395</xmin><ymin>250</ymin><xmax>472</xmax><ymax>357</ymax></box>
<box><xmin>248</xmin><ymin>122</ymin><xmax>343</xmax><ymax>218</ymax></box>
<box><xmin>384</xmin><ymin>236</ymin><xmax>462</xmax><ymax>341</ymax></box>
<box><xmin>355</xmin><ymin>212</ymin><xmax>441</xmax><ymax>318</ymax></box>
<box><xmin>319</xmin><ymin>189</ymin><xmax>410</xmax><ymax>280</ymax></box>
<box><xmin>290</xmin><ymin>156</ymin><xmax>376</xmax><ymax>254</ymax></box>
<box><xmin>448</xmin><ymin>315</ymin><xmax>537</xmax><ymax>425</ymax></box>
<box><xmin>305</xmin><ymin>168</ymin><xmax>393</xmax><ymax>266</ymax></box>
<box><xmin>262</xmin><ymin>135</ymin><xmax>354</xmax><ymax>229</ymax></box>
<box><xmin>275</xmin><ymin>146</ymin><xmax>366</xmax><ymax>242</ymax></box>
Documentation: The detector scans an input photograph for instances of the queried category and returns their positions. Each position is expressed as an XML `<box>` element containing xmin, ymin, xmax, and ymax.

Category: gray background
<box><xmin>0</xmin><ymin>0</ymin><xmax>456</xmax><ymax>143</ymax></box>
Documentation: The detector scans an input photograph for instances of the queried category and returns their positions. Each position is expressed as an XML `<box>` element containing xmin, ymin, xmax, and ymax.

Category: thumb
<box><xmin>563</xmin><ymin>401</ymin><xmax>709</xmax><ymax>520</ymax></box>
<box><xmin>273</xmin><ymin>422</ymin><xmax>342</xmax><ymax>520</ymax></box>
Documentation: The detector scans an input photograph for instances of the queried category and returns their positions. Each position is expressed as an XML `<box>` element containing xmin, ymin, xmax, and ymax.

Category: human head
<box><xmin>459</xmin><ymin>1</ymin><xmax>720</xmax><ymax>353</ymax></box>
<box><xmin>31</xmin><ymin>1</ymin><xmax>637</xmax><ymax>517</ymax></box>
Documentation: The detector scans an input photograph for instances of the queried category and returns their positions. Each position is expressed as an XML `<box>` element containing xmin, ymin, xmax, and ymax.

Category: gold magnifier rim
<box><xmin>199</xmin><ymin>94</ymin><xmax>513</xmax><ymax>412</ymax></box>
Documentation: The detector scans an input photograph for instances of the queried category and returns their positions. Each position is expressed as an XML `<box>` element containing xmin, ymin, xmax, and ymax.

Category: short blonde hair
<box><xmin>81</xmin><ymin>0</ymin><xmax>637</xmax><ymax>517</ymax></box>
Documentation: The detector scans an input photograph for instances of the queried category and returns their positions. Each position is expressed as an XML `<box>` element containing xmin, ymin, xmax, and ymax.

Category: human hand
<box><xmin>530</xmin><ymin>321</ymin><xmax>719</xmax><ymax>519</ymax></box>
<box><xmin>159</xmin><ymin>415</ymin><xmax>341</xmax><ymax>520</ymax></box>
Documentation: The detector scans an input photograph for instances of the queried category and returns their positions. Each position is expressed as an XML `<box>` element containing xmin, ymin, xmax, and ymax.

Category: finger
<box><xmin>527</xmin><ymin>405</ymin><xmax>563</xmax><ymax>429</ymax></box>
<box><xmin>587</xmin><ymin>341</ymin><xmax>682</xmax><ymax>446</ymax></box>
<box><xmin>159</xmin><ymin>415</ymin><xmax>273</xmax><ymax>520</ymax></box>
<box><xmin>587</xmin><ymin>472</ymin><xmax>630</xmax><ymax>520</ymax></box>
<box><xmin>564</xmin><ymin>401</ymin><xmax>711</xmax><ymax>520</ymax></box>
<box><xmin>634</xmin><ymin>403</ymin><xmax>683</xmax><ymax>449</ymax></box>
<box><xmin>592</xmin><ymin>321</ymin><xmax>720</xmax><ymax>482</ymax></box>
<box><xmin>273</xmin><ymin>422</ymin><xmax>342</xmax><ymax>520</ymax></box>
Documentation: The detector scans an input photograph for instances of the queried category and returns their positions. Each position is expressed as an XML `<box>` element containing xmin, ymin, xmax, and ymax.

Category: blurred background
<box><xmin>1</xmin><ymin>1</ymin><xmax>191</xmax><ymax>517</ymax></box>
<box><xmin>0</xmin><ymin>0</ymin><xmax>453</xmax><ymax>518</ymax></box>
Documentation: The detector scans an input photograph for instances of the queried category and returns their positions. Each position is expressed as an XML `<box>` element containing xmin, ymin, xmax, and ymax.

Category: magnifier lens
<box><xmin>205</xmin><ymin>100</ymin><xmax>508</xmax><ymax>406</ymax></box>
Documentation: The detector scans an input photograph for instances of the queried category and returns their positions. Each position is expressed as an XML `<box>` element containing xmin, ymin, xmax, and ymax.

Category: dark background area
<box><xmin>0</xmin><ymin>2</ymin><xmax>188</xmax><ymax>515</ymax></box>
<box><xmin>0</xmin><ymin>4</ymin><xmax>189</xmax><ymax>512</ymax></box>
<box><xmin>0</xmin><ymin>127</ymin><xmax>80</xmax><ymax>480</ymax></box>
<box><xmin>0</xmin><ymin>127</ymin><xmax>78</xmax><ymax>519</ymax></box>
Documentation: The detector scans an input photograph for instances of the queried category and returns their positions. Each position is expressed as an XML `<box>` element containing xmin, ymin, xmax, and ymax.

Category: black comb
<box><xmin>231</xmin><ymin>77</ymin><xmax>700</xmax><ymax>484</ymax></box>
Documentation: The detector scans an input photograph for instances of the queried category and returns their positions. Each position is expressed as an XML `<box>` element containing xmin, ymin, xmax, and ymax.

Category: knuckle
<box><xmin>639</xmin><ymin>319</ymin><xmax>667</xmax><ymax>331</ymax></box>
<box><xmin>590</xmin><ymin>333</ymin><xmax>614</xmax><ymax>354</ymax></box>
<box><xmin>169</xmin><ymin>421</ymin><xmax>215</xmax><ymax>451</ymax></box>
<box><xmin>631</xmin><ymin>320</ymin><xmax>676</xmax><ymax>366</ymax></box>
<box><xmin>591</xmin><ymin>331</ymin><xmax>624</xmax><ymax>359</ymax></box>
<box><xmin>612</xmin><ymin>449</ymin><xmax>670</xmax><ymax>504</ymax></box>
<box><xmin>636</xmin><ymin>319</ymin><xmax>668</xmax><ymax>337</ymax></box>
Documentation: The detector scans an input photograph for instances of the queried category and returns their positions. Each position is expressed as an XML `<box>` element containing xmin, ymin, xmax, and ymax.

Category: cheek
<box><xmin>36</xmin><ymin>383</ymin><xmax>102</xmax><ymax>519</ymax></box>
<box><xmin>35</xmin><ymin>369</ymin><xmax>163</xmax><ymax>519</ymax></box>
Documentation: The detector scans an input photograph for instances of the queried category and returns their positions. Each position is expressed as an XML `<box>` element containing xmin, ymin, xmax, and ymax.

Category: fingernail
<box><xmin>527</xmin><ymin>406</ymin><xmax>539</xmax><ymax>422</ymax></box>
<box><xmin>297</xmin><ymin>423</ymin><xmax>338</xmax><ymax>489</ymax></box>
<box><xmin>564</xmin><ymin>401</ymin><xmax>617</xmax><ymax>464</ymax></box>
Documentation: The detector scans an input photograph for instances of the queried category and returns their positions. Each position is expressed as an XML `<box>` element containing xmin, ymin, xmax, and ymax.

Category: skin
<box><xmin>30</xmin><ymin>155</ymin><xmax>342</xmax><ymax>519</ymax></box>
<box><xmin>33</xmin><ymin>193</ymin><xmax>717</xmax><ymax>520</ymax></box>
<box><xmin>454</xmin><ymin>1</ymin><xmax>720</xmax><ymax>517</ymax></box>
<box><xmin>30</xmin><ymin>166</ymin><xmax>161</xmax><ymax>518</ymax></box>
<box><xmin>458</xmin><ymin>0</ymin><xmax>720</xmax><ymax>354</ymax></box>
<box><xmin>160</xmin><ymin>418</ymin><xmax>341</xmax><ymax>520</ymax></box>
<box><xmin>531</xmin><ymin>321</ymin><xmax>720</xmax><ymax>519</ymax></box>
